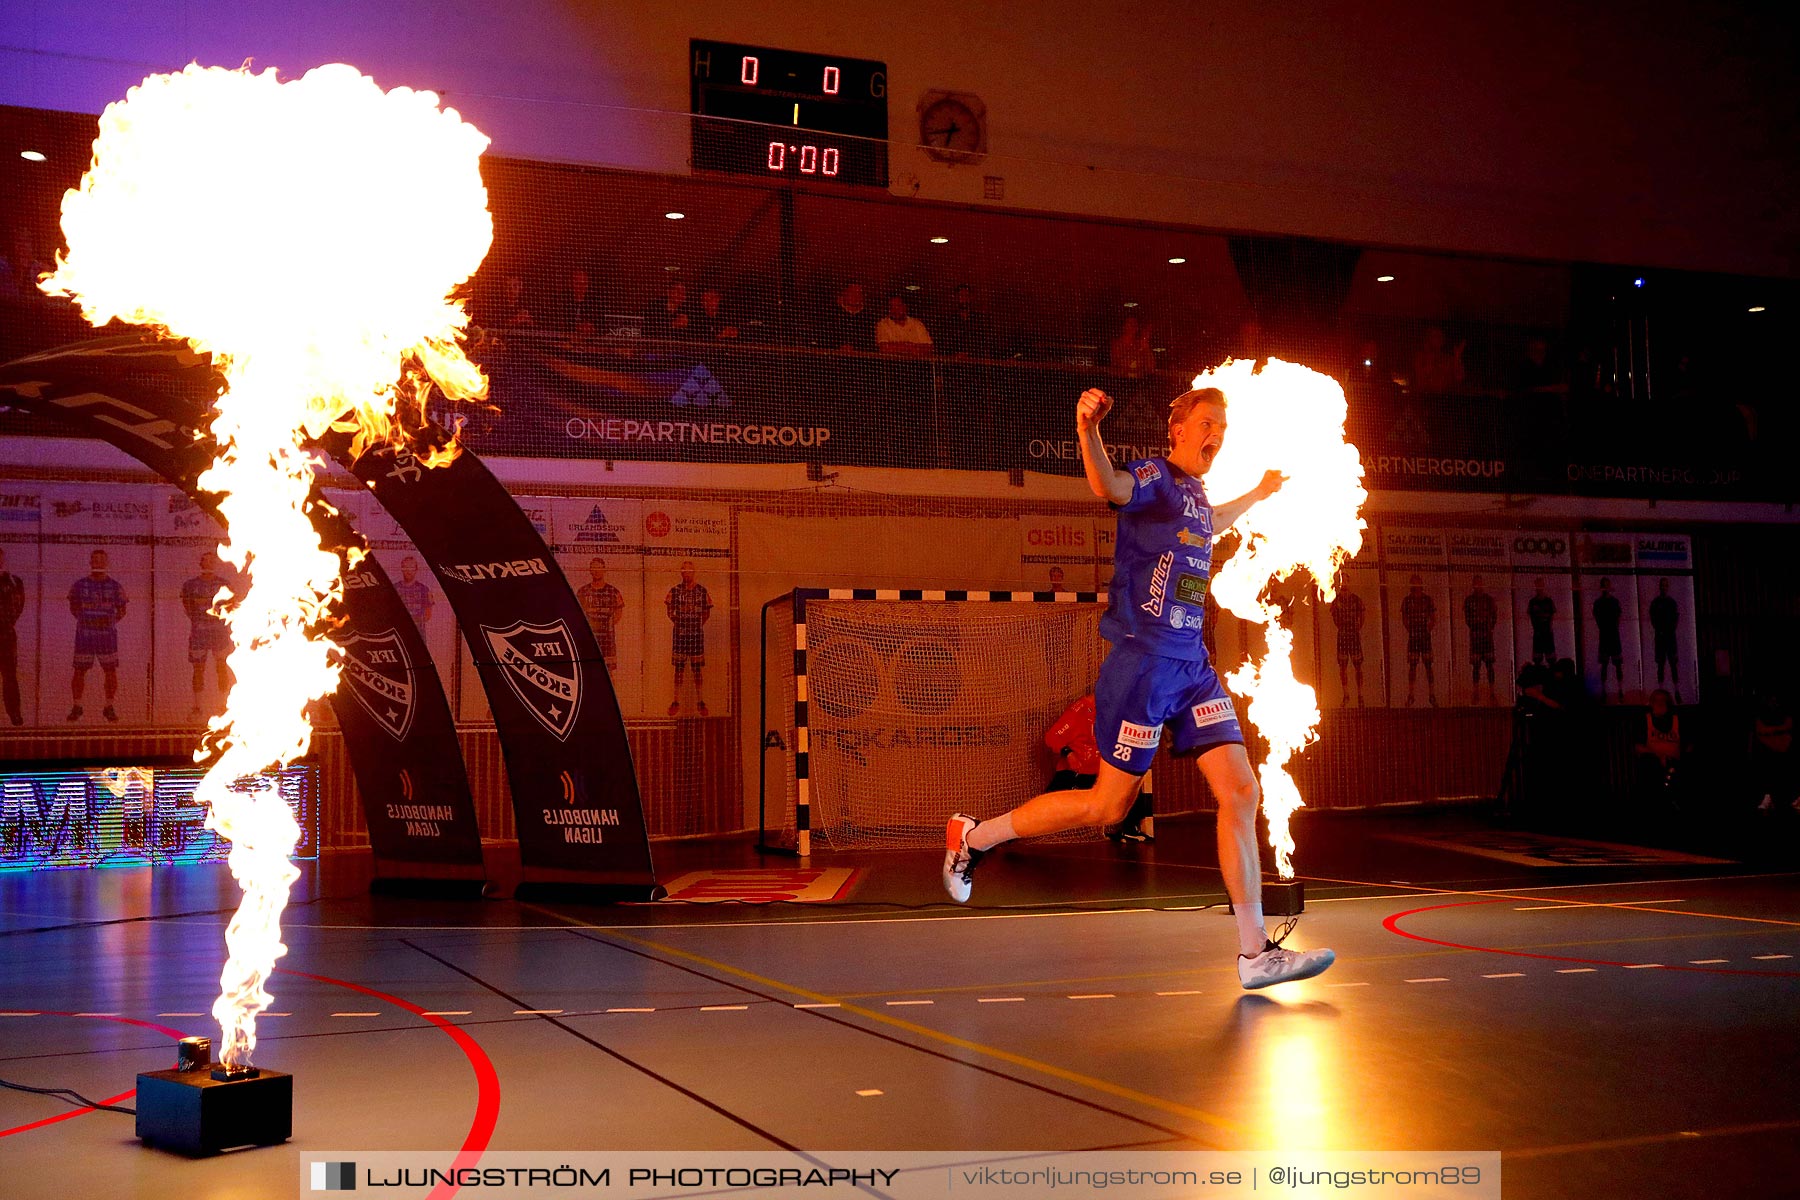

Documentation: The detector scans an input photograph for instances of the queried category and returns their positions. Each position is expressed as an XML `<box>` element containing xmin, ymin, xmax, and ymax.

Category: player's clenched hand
<box><xmin>1256</xmin><ymin>469</ymin><xmax>1288</xmax><ymax>499</ymax></box>
<box><xmin>1076</xmin><ymin>388</ymin><xmax>1113</xmax><ymax>432</ymax></box>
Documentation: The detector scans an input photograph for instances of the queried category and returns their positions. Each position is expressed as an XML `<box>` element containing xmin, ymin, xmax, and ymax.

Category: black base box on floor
<box><xmin>135</xmin><ymin>1067</ymin><xmax>291</xmax><ymax>1155</ymax></box>
<box><xmin>1227</xmin><ymin>878</ymin><xmax>1305</xmax><ymax>917</ymax></box>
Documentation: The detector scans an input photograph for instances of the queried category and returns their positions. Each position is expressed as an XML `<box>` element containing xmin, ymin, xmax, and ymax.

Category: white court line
<box><xmin>1555</xmin><ymin>968</ymin><xmax>1598</xmax><ymax>974</ymax></box>
<box><xmin>331</xmin><ymin>1012</ymin><xmax>380</xmax><ymax>1017</ymax></box>
<box><xmin>1067</xmin><ymin>994</ymin><xmax>1115</xmax><ymax>1000</ymax></box>
<box><xmin>255</xmin><ymin>872</ymin><xmax>1800</xmax><ymax>935</ymax></box>
<box><xmin>794</xmin><ymin>1003</ymin><xmax>841</xmax><ymax>1009</ymax></box>
<box><xmin>0</xmin><ymin>1012</ymin><xmax>39</xmax><ymax>1016</ymax></box>
<box><xmin>513</xmin><ymin>1009</ymin><xmax>563</xmax><ymax>1015</ymax></box>
<box><xmin>1623</xmin><ymin>964</ymin><xmax>1663</xmax><ymax>969</ymax></box>
<box><xmin>73</xmin><ymin>1012</ymin><xmax>119</xmax><ymax>1017</ymax></box>
<box><xmin>855</xmin><ymin>1089</ymin><xmax>883</xmax><ymax>1097</ymax></box>
<box><xmin>700</xmin><ymin>1005</ymin><xmax>748</xmax><ymax>1012</ymax></box>
<box><xmin>270</xmin><ymin>875</ymin><xmax>1785</xmax><ymax>934</ymax></box>
<box><xmin>606</xmin><ymin>1007</ymin><xmax>655</xmax><ymax>1013</ymax></box>
<box><xmin>1751</xmin><ymin>955</ymin><xmax>1792</xmax><ymax>961</ymax></box>
<box><xmin>263</xmin><ymin>1012</ymin><xmax>291</xmax><ymax>1017</ymax></box>
<box><xmin>1405</xmin><ymin>978</ymin><xmax>1450</xmax><ymax>983</ymax></box>
<box><xmin>1482</xmin><ymin>973</ymin><xmax>1526</xmax><ymax>978</ymax></box>
<box><xmin>421</xmin><ymin>1010</ymin><xmax>472</xmax><ymax>1016</ymax></box>
<box><xmin>156</xmin><ymin>1012</ymin><xmax>205</xmax><ymax>1017</ymax></box>
<box><xmin>977</xmin><ymin>997</ymin><xmax>1024</xmax><ymax>1003</ymax></box>
<box><xmin>1326</xmin><ymin>982</ymin><xmax>1369</xmax><ymax>988</ymax></box>
<box><xmin>885</xmin><ymin>1000</ymin><xmax>934</xmax><ymax>1007</ymax></box>
<box><xmin>1689</xmin><ymin>959</ymin><xmax>1729</xmax><ymax>964</ymax></box>
<box><xmin>1155</xmin><ymin>990</ymin><xmax>1203</xmax><ymax>996</ymax></box>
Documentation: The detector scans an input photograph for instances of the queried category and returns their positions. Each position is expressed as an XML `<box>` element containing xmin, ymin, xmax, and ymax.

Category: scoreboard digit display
<box><xmin>690</xmin><ymin>39</ymin><xmax>889</xmax><ymax>188</ymax></box>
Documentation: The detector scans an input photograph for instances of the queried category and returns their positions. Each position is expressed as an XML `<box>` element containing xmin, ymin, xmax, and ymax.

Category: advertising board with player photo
<box><xmin>642</xmin><ymin>502</ymin><xmax>731</xmax><ymax>719</ymax></box>
<box><xmin>41</xmin><ymin>485</ymin><xmax>154</xmax><ymax>726</ymax></box>
<box><xmin>1382</xmin><ymin>529</ymin><xmax>1451</xmax><ymax>709</ymax></box>
<box><xmin>554</xmin><ymin>497</ymin><xmax>645</xmax><ymax>719</ymax></box>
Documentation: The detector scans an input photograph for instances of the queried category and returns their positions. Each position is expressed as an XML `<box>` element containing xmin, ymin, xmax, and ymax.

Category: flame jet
<box><xmin>1196</xmin><ymin>359</ymin><xmax>1367</xmax><ymax>878</ymax></box>
<box><xmin>43</xmin><ymin>62</ymin><xmax>492</xmax><ymax>1067</ymax></box>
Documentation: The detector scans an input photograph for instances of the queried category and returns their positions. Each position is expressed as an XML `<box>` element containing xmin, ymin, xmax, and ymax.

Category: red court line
<box><xmin>1384</xmin><ymin>898</ymin><xmax>1800</xmax><ymax>977</ymax></box>
<box><xmin>281</xmin><ymin>968</ymin><xmax>500</xmax><ymax>1200</ymax></box>
<box><xmin>0</xmin><ymin>1013</ymin><xmax>187</xmax><ymax>1138</ymax></box>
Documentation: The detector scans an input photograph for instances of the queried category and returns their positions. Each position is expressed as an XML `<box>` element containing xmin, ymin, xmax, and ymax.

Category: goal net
<box><xmin>761</xmin><ymin>588</ymin><xmax>1120</xmax><ymax>853</ymax></box>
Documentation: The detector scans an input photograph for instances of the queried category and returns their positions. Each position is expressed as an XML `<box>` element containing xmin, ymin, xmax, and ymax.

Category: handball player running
<box><xmin>942</xmin><ymin>385</ymin><xmax>1335</xmax><ymax>989</ymax></box>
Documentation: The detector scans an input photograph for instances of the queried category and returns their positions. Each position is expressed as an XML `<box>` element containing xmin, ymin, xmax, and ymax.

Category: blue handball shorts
<box><xmin>1094</xmin><ymin>641</ymin><xmax>1244</xmax><ymax>776</ymax></box>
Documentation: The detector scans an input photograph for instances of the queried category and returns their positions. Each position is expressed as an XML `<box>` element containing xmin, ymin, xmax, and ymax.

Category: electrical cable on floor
<box><xmin>0</xmin><ymin>1076</ymin><xmax>135</xmax><ymax>1116</ymax></box>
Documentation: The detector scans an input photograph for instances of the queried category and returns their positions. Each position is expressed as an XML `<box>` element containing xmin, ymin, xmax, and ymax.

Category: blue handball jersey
<box><xmin>1100</xmin><ymin>457</ymin><xmax>1214</xmax><ymax>661</ymax></box>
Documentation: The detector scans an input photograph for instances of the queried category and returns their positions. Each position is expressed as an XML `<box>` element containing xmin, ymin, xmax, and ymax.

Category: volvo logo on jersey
<box><xmin>337</xmin><ymin>629</ymin><xmax>417</xmax><ymax>741</ymax></box>
<box><xmin>484</xmin><ymin>619</ymin><xmax>583</xmax><ymax>741</ymax></box>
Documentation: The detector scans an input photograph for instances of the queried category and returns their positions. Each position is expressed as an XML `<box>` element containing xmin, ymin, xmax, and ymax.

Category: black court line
<box><xmin>397</xmin><ymin>937</ymin><xmax>802</xmax><ymax>1152</ymax></box>
<box><xmin>559</xmin><ymin>927</ymin><xmax>1212</xmax><ymax>1148</ymax></box>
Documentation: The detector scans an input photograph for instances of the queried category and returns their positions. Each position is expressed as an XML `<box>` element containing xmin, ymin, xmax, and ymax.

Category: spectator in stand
<box><xmin>1235</xmin><ymin>317</ymin><xmax>1268</xmax><ymax>367</ymax></box>
<box><xmin>1511</xmin><ymin>335</ymin><xmax>1567</xmax><ymax>396</ymax></box>
<box><xmin>496</xmin><ymin>275</ymin><xmax>533</xmax><ymax>330</ymax></box>
<box><xmin>552</xmin><ymin>266</ymin><xmax>604</xmax><ymax>338</ymax></box>
<box><xmin>472</xmin><ymin>274</ymin><xmax>533</xmax><ymax>344</ymax></box>
<box><xmin>936</xmin><ymin>284</ymin><xmax>993</xmax><ymax>358</ymax></box>
<box><xmin>1411</xmin><ymin>326</ymin><xmax>1466</xmax><ymax>393</ymax></box>
<box><xmin>1509</xmin><ymin>334</ymin><xmax>1568</xmax><ymax>459</ymax></box>
<box><xmin>0</xmin><ymin>230</ymin><xmax>48</xmax><ymax>301</ymax></box>
<box><xmin>876</xmin><ymin>294</ymin><xmax>933</xmax><ymax>357</ymax></box>
<box><xmin>1108</xmin><ymin>314</ymin><xmax>1154</xmax><ymax>377</ymax></box>
<box><xmin>648</xmin><ymin>281</ymin><xmax>693</xmax><ymax>340</ymax></box>
<box><xmin>694</xmin><ymin>285</ymin><xmax>740</xmax><ymax>341</ymax></box>
<box><xmin>821</xmin><ymin>281</ymin><xmax>872</xmax><ymax>352</ymax></box>
<box><xmin>1752</xmin><ymin>694</ymin><xmax>1797</xmax><ymax>815</ymax></box>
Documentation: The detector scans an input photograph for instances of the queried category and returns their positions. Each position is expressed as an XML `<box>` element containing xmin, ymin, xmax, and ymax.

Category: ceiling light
<box><xmin>1167</xmin><ymin>257</ymin><xmax>1186</xmax><ymax>265</ymax></box>
<box><xmin>1123</xmin><ymin>301</ymin><xmax>1138</xmax><ymax>308</ymax></box>
<box><xmin>664</xmin><ymin>211</ymin><xmax>685</xmax><ymax>220</ymax></box>
<box><xmin>929</xmin><ymin>236</ymin><xmax>949</xmax><ymax>244</ymax></box>
<box><xmin>1747</xmin><ymin>305</ymin><xmax>1766</xmax><ymax>313</ymax></box>
<box><xmin>20</xmin><ymin>150</ymin><xmax>46</xmax><ymax>162</ymax></box>
<box><xmin>1633</xmin><ymin>277</ymin><xmax>1645</xmax><ymax>288</ymax></box>
<box><xmin>1376</xmin><ymin>274</ymin><xmax>1395</xmax><ymax>283</ymax></box>
<box><xmin>904</xmin><ymin>284</ymin><xmax>920</xmax><ymax>291</ymax></box>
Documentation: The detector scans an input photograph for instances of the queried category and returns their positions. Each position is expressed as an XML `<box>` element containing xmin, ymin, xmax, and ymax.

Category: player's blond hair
<box><xmin>1168</xmin><ymin>387</ymin><xmax>1226</xmax><ymax>429</ymax></box>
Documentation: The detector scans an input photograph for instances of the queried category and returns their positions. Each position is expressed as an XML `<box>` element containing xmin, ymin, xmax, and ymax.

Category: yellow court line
<box><xmin>519</xmin><ymin>901</ymin><xmax>1251</xmax><ymax>1141</ymax></box>
<box><xmin>1507</xmin><ymin>1117</ymin><xmax>1800</xmax><ymax>1160</ymax></box>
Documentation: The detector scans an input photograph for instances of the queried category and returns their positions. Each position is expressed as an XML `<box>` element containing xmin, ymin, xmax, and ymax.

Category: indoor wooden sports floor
<box><xmin>4</xmin><ymin>813</ymin><xmax>1797</xmax><ymax>1200</ymax></box>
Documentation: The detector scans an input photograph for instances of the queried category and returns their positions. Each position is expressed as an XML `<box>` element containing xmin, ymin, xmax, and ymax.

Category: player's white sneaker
<box><xmin>1237</xmin><ymin>937</ymin><xmax>1336</xmax><ymax>990</ymax></box>
<box><xmin>941</xmin><ymin>813</ymin><xmax>987</xmax><ymax>904</ymax></box>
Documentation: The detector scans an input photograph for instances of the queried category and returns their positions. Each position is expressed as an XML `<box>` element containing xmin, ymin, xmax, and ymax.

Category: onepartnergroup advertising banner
<box><xmin>456</xmin><ymin>336</ymin><xmax>1758</xmax><ymax>498</ymax></box>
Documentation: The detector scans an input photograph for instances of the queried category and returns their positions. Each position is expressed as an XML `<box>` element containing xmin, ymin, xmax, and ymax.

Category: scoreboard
<box><xmin>690</xmin><ymin>40</ymin><xmax>889</xmax><ymax>188</ymax></box>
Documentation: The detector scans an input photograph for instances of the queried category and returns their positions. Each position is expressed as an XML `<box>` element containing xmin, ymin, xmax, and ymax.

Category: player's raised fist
<box><xmin>1076</xmin><ymin>388</ymin><xmax>1113</xmax><ymax>431</ymax></box>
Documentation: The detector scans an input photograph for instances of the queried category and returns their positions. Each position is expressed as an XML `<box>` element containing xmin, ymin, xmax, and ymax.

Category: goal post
<box><xmin>758</xmin><ymin>587</ymin><xmax>1153</xmax><ymax>855</ymax></box>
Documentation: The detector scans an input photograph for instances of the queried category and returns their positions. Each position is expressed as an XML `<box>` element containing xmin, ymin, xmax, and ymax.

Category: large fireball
<box><xmin>1200</xmin><ymin>358</ymin><xmax>1366</xmax><ymax>878</ymax></box>
<box><xmin>42</xmin><ymin>62</ymin><xmax>492</xmax><ymax>1067</ymax></box>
